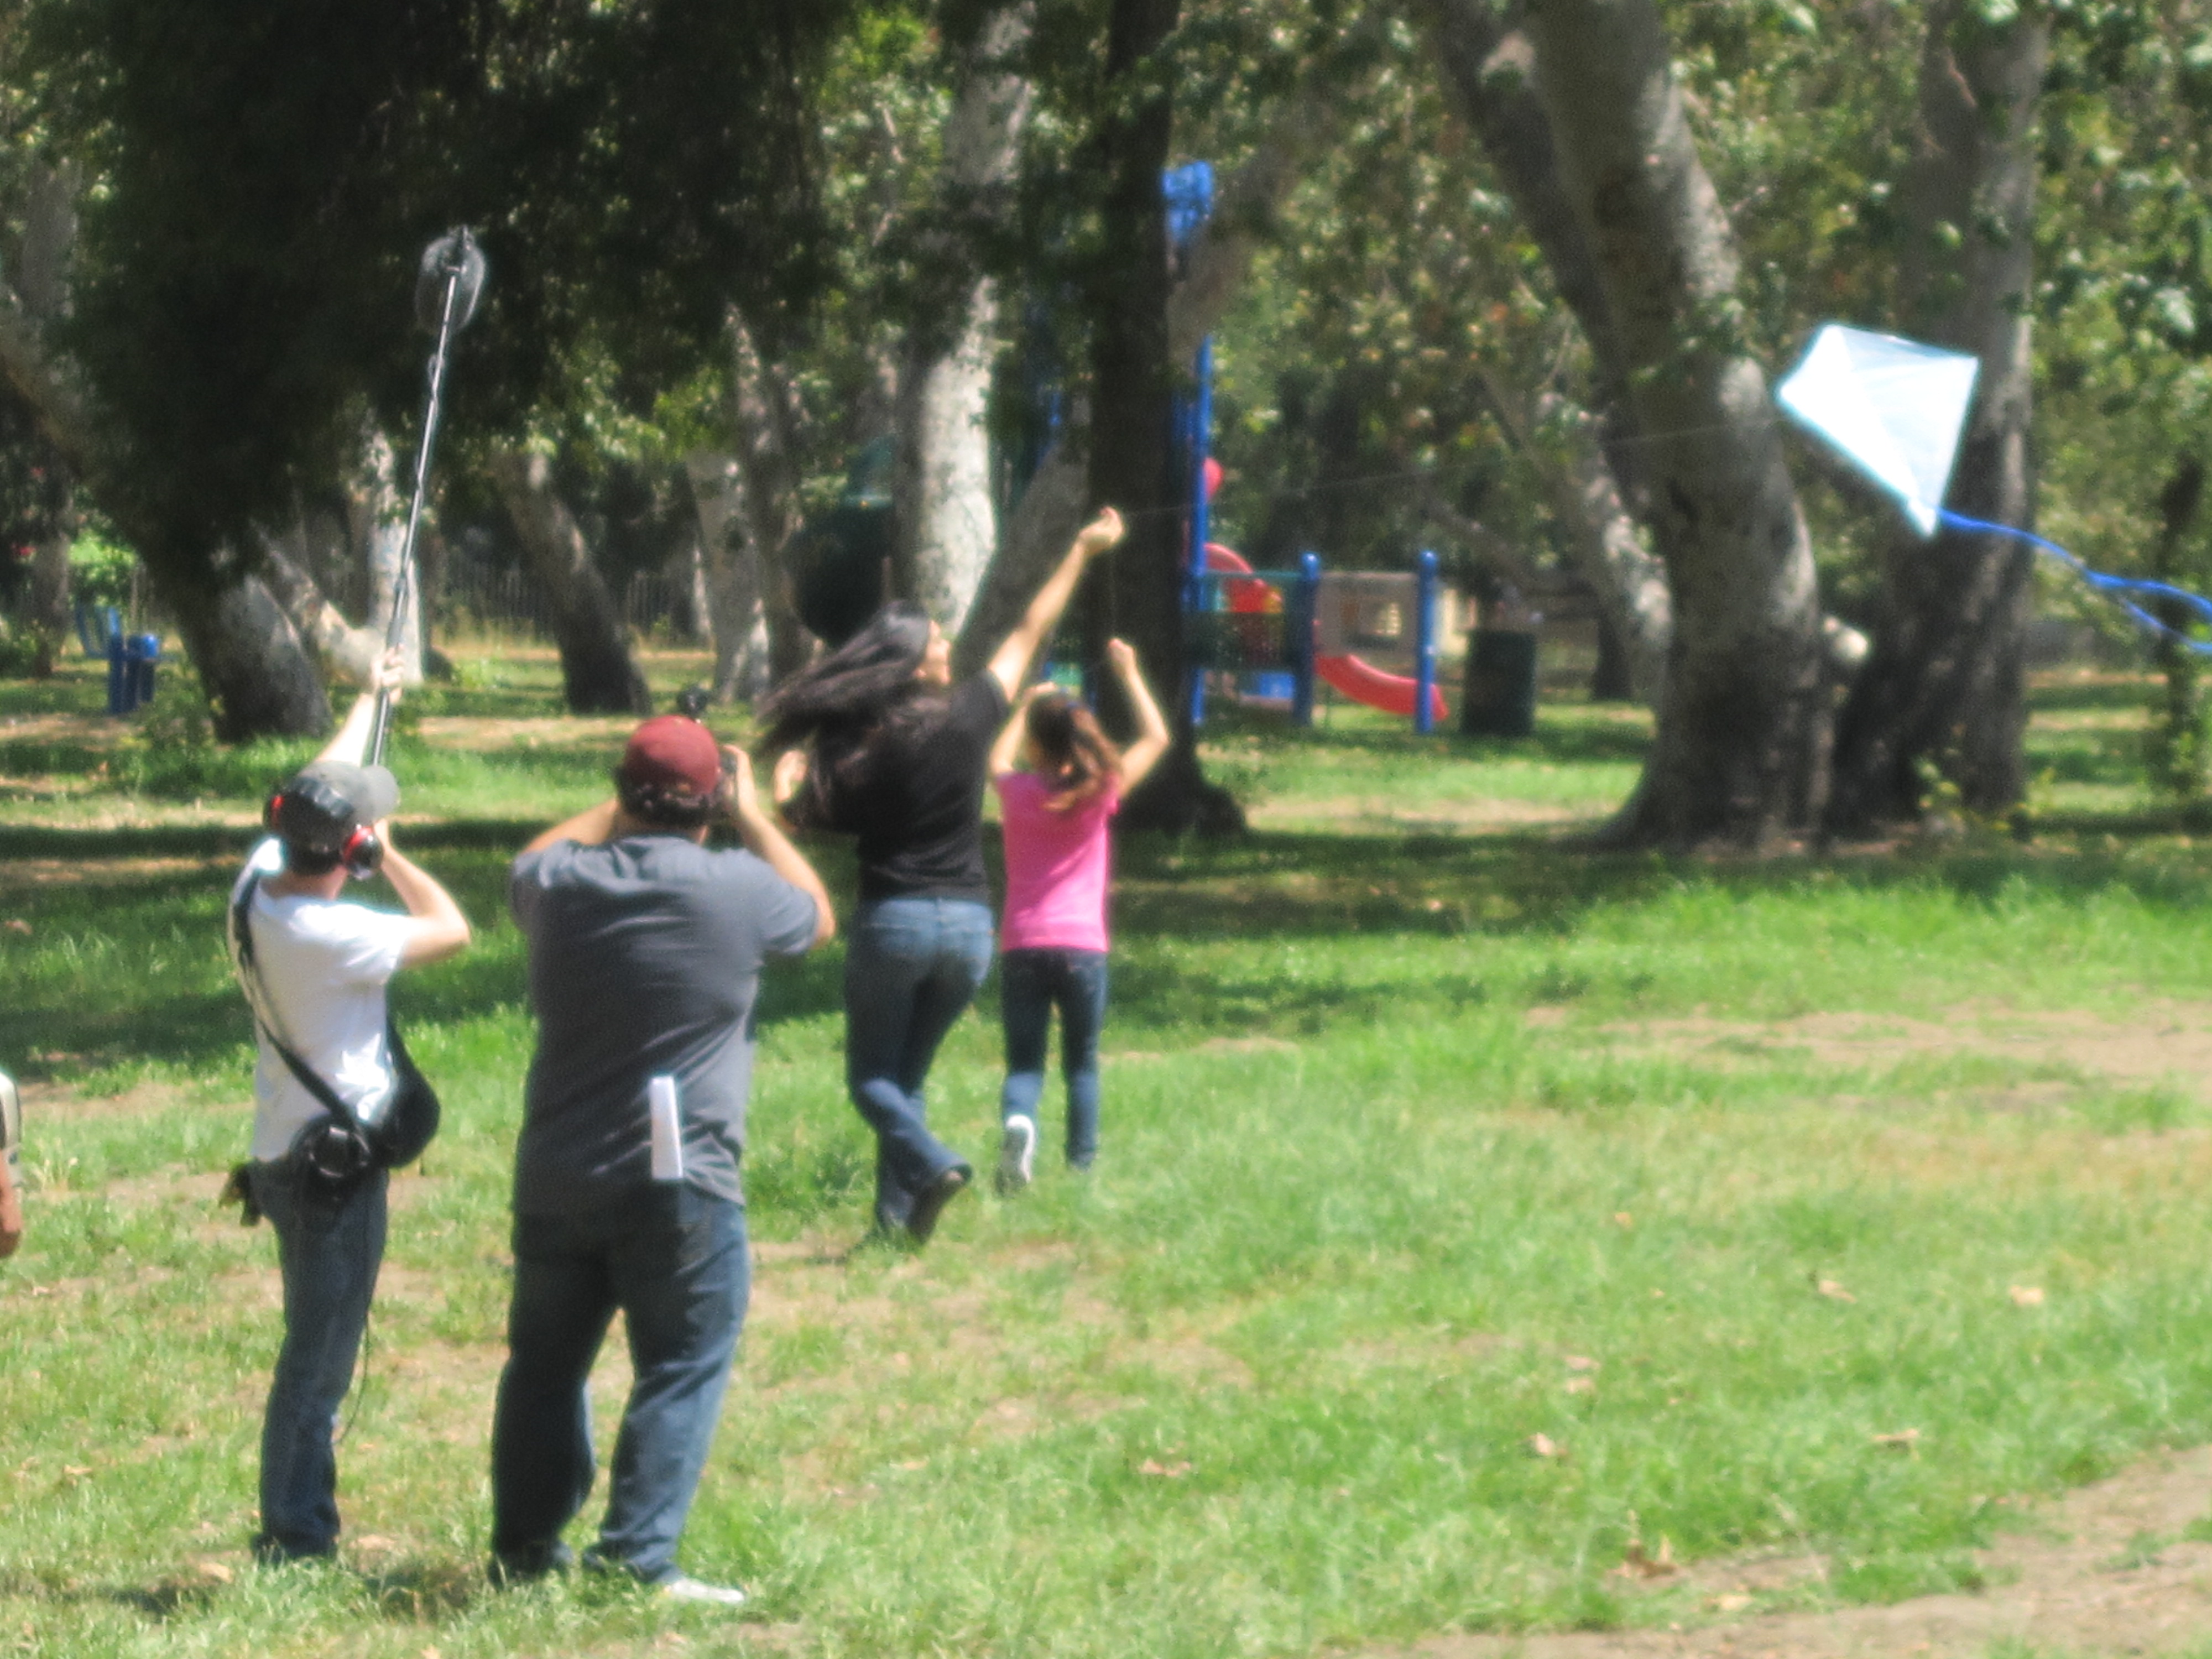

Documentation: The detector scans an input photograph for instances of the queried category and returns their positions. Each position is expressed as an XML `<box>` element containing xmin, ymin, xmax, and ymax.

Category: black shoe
<box><xmin>489</xmin><ymin>1540</ymin><xmax>575</xmax><ymax>1585</ymax></box>
<box><xmin>252</xmin><ymin>1533</ymin><xmax>335</xmax><ymax>1568</ymax></box>
<box><xmin>905</xmin><ymin>1164</ymin><xmax>971</xmax><ymax>1244</ymax></box>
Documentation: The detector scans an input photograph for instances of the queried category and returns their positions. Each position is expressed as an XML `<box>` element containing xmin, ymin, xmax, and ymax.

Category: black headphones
<box><xmin>614</xmin><ymin>773</ymin><xmax>718</xmax><ymax>830</ymax></box>
<box><xmin>264</xmin><ymin>779</ymin><xmax>383</xmax><ymax>878</ymax></box>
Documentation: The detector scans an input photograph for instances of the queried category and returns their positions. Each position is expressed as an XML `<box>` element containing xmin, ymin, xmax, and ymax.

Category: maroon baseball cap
<box><xmin>619</xmin><ymin>715</ymin><xmax>722</xmax><ymax>798</ymax></box>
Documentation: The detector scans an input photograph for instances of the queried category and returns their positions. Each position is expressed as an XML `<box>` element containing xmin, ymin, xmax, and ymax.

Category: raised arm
<box><xmin>725</xmin><ymin>748</ymin><xmax>836</xmax><ymax>948</ymax></box>
<box><xmin>377</xmin><ymin>826</ymin><xmax>474</xmax><ymax>967</ymax></box>
<box><xmin>0</xmin><ymin>1154</ymin><xmax>21</xmax><ymax>1260</ymax></box>
<box><xmin>984</xmin><ymin>507</ymin><xmax>1126</xmax><ymax>704</ymax></box>
<box><xmin>989</xmin><ymin>684</ymin><xmax>1055</xmax><ymax>778</ymax></box>
<box><xmin>313</xmin><ymin>649</ymin><xmax>405</xmax><ymax>768</ymax></box>
<box><xmin>1107</xmin><ymin>637</ymin><xmax>1171</xmax><ymax>792</ymax></box>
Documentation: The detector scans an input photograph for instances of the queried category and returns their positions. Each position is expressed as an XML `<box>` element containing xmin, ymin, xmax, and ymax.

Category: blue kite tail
<box><xmin>1938</xmin><ymin>509</ymin><xmax>2212</xmax><ymax>655</ymax></box>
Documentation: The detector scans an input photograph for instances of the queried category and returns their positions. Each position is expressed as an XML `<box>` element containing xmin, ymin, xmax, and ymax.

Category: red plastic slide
<box><xmin>1316</xmin><ymin>652</ymin><xmax>1447</xmax><ymax>723</ymax></box>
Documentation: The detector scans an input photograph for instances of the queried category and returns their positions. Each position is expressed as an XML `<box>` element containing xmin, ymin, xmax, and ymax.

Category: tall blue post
<box><xmin>105</xmin><ymin>629</ymin><xmax>128</xmax><ymax>716</ymax></box>
<box><xmin>1291</xmin><ymin>551</ymin><xmax>1321</xmax><ymax>728</ymax></box>
<box><xmin>1164</xmin><ymin>161</ymin><xmax>1215</xmax><ymax>729</ymax></box>
<box><xmin>1185</xmin><ymin>333</ymin><xmax>1215</xmax><ymax>728</ymax></box>
<box><xmin>1413</xmin><ymin>549</ymin><xmax>1439</xmax><ymax>735</ymax></box>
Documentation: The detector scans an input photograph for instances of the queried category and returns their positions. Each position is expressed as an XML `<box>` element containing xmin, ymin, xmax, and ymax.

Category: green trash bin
<box><xmin>1461</xmin><ymin>629</ymin><xmax>1538</xmax><ymax>738</ymax></box>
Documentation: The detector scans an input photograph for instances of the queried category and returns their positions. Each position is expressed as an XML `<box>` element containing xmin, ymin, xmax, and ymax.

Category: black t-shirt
<box><xmin>825</xmin><ymin>674</ymin><xmax>1009</xmax><ymax>904</ymax></box>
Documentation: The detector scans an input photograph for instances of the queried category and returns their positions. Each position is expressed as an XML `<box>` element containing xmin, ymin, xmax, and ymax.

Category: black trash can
<box><xmin>1460</xmin><ymin>629</ymin><xmax>1538</xmax><ymax>738</ymax></box>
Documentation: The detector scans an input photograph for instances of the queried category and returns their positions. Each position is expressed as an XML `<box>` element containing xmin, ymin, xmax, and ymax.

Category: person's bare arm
<box><xmin>312</xmin><ymin>650</ymin><xmax>404</xmax><ymax>768</ymax></box>
<box><xmin>984</xmin><ymin>507</ymin><xmax>1125</xmax><ymax>703</ymax></box>
<box><xmin>377</xmin><ymin>828</ymin><xmax>473</xmax><ymax>966</ymax></box>
<box><xmin>0</xmin><ymin>1157</ymin><xmax>22</xmax><ymax>1260</ymax></box>
<box><xmin>989</xmin><ymin>685</ymin><xmax>1055</xmax><ymax>778</ymax></box>
<box><xmin>519</xmin><ymin>799</ymin><xmax>622</xmax><ymax>857</ymax></box>
<box><xmin>724</xmin><ymin>748</ymin><xmax>835</xmax><ymax>948</ymax></box>
<box><xmin>1107</xmin><ymin>637</ymin><xmax>1171</xmax><ymax>791</ymax></box>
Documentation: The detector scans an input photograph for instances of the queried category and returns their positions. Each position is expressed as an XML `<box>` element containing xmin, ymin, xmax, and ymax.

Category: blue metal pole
<box><xmin>1186</xmin><ymin>333</ymin><xmax>1214</xmax><ymax>729</ymax></box>
<box><xmin>1413</xmin><ymin>549</ymin><xmax>1439</xmax><ymax>735</ymax></box>
<box><xmin>105</xmin><ymin>629</ymin><xmax>126</xmax><ymax>716</ymax></box>
<box><xmin>1292</xmin><ymin>551</ymin><xmax>1320</xmax><ymax>728</ymax></box>
<box><xmin>1164</xmin><ymin>160</ymin><xmax>1216</xmax><ymax>733</ymax></box>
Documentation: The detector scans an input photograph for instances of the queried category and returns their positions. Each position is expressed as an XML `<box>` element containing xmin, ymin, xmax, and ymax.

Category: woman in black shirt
<box><xmin>761</xmin><ymin>508</ymin><xmax>1124</xmax><ymax>1241</ymax></box>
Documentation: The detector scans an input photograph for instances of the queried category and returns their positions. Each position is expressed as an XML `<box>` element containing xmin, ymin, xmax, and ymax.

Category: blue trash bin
<box><xmin>106</xmin><ymin>632</ymin><xmax>160</xmax><ymax>716</ymax></box>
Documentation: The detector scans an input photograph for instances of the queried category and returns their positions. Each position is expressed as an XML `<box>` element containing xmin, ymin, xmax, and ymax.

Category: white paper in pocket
<box><xmin>648</xmin><ymin>1075</ymin><xmax>685</xmax><ymax>1183</ymax></box>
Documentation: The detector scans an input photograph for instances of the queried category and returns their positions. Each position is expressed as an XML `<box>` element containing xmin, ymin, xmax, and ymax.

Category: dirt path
<box><xmin>1547</xmin><ymin>1000</ymin><xmax>2212</xmax><ymax>1107</ymax></box>
<box><xmin>1401</xmin><ymin>1447</ymin><xmax>2212</xmax><ymax>1658</ymax></box>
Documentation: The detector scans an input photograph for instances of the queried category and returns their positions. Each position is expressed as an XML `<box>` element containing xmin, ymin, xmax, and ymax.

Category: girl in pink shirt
<box><xmin>989</xmin><ymin>639</ymin><xmax>1169</xmax><ymax>1190</ymax></box>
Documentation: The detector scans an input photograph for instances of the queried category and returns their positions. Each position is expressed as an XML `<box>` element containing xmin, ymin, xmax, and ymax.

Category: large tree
<box><xmin>1080</xmin><ymin>0</ymin><xmax>1240</xmax><ymax>833</ymax></box>
<box><xmin>1827</xmin><ymin>1</ymin><xmax>2048</xmax><ymax>831</ymax></box>
<box><xmin>28</xmin><ymin>0</ymin><xmax>849</xmax><ymax>732</ymax></box>
<box><xmin>1525</xmin><ymin>0</ymin><xmax>1829</xmax><ymax>846</ymax></box>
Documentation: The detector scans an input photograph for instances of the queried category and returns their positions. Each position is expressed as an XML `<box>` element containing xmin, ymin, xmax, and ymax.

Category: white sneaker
<box><xmin>659</xmin><ymin>1573</ymin><xmax>748</xmax><ymax>1608</ymax></box>
<box><xmin>998</xmin><ymin>1114</ymin><xmax>1037</xmax><ymax>1193</ymax></box>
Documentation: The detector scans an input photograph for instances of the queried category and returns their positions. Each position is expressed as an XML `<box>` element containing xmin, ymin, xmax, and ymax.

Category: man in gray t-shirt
<box><xmin>491</xmin><ymin>716</ymin><xmax>833</xmax><ymax>1605</ymax></box>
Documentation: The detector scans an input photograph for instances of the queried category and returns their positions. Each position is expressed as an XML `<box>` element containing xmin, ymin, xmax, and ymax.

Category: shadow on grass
<box><xmin>67</xmin><ymin>1556</ymin><xmax>490</xmax><ymax>1624</ymax></box>
<box><xmin>1207</xmin><ymin>711</ymin><xmax>1653</xmax><ymax>768</ymax></box>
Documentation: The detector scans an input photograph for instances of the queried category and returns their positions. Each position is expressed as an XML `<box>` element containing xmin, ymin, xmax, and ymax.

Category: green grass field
<box><xmin>6</xmin><ymin>646</ymin><xmax>2212</xmax><ymax>1657</ymax></box>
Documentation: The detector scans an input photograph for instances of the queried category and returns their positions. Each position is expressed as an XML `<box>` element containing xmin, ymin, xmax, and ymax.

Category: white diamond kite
<box><xmin>1775</xmin><ymin>321</ymin><xmax>2212</xmax><ymax>652</ymax></box>
<box><xmin>1775</xmin><ymin>324</ymin><xmax>1979</xmax><ymax>538</ymax></box>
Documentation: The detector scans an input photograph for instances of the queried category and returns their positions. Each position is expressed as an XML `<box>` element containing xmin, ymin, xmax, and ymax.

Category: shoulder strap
<box><xmin>230</xmin><ymin>871</ymin><xmax>366</xmax><ymax>1134</ymax></box>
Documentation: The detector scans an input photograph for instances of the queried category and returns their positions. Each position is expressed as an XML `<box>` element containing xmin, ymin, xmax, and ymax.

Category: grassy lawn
<box><xmin>6</xmin><ymin>645</ymin><xmax>2212</xmax><ymax>1657</ymax></box>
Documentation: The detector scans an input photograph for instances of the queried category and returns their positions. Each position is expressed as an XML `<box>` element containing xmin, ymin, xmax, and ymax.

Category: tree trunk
<box><xmin>15</xmin><ymin>162</ymin><xmax>80</xmax><ymax>678</ymax></box>
<box><xmin>1475</xmin><ymin>365</ymin><xmax>1671</xmax><ymax>702</ymax></box>
<box><xmin>954</xmin><ymin>436</ymin><xmax>1091</xmax><ymax>678</ymax></box>
<box><xmin>2145</xmin><ymin>455</ymin><xmax>2208</xmax><ymax>801</ymax></box>
<box><xmin>1530</xmin><ymin>0</ymin><xmax>1828</xmax><ymax>847</ymax></box>
<box><xmin>684</xmin><ymin>448</ymin><xmax>770</xmax><ymax>701</ymax></box>
<box><xmin>728</xmin><ymin>312</ymin><xmax>815</xmax><ymax>685</ymax></box>
<box><xmin>352</xmin><ymin>429</ymin><xmax>423</xmax><ymax>684</ymax></box>
<box><xmin>25</xmin><ymin>523</ymin><xmax>71</xmax><ymax>677</ymax></box>
<box><xmin>488</xmin><ymin>449</ymin><xmax>652</xmax><ymax>714</ymax></box>
<box><xmin>257</xmin><ymin>524</ymin><xmax>385</xmax><ymax>682</ymax></box>
<box><xmin>1827</xmin><ymin>4</ymin><xmax>2047</xmax><ymax>831</ymax></box>
<box><xmin>166</xmin><ymin>567</ymin><xmax>332</xmax><ymax>740</ymax></box>
<box><xmin>1590</xmin><ymin>612</ymin><xmax>1636</xmax><ymax>702</ymax></box>
<box><xmin>1085</xmin><ymin>0</ymin><xmax>1239</xmax><ymax>834</ymax></box>
<box><xmin>893</xmin><ymin>4</ymin><xmax>1031</xmax><ymax>638</ymax></box>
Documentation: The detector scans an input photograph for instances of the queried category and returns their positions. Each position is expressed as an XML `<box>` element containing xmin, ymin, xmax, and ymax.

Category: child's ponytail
<box><xmin>1024</xmin><ymin>691</ymin><xmax>1123</xmax><ymax>810</ymax></box>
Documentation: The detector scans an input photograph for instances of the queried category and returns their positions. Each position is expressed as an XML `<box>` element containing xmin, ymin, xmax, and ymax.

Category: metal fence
<box><xmin>436</xmin><ymin>565</ymin><xmax>700</xmax><ymax>642</ymax></box>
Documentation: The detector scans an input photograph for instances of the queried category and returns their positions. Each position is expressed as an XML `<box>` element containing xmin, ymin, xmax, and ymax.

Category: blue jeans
<box><xmin>250</xmin><ymin>1159</ymin><xmax>388</xmax><ymax>1561</ymax></box>
<box><xmin>999</xmin><ymin>950</ymin><xmax>1109</xmax><ymax>1168</ymax></box>
<box><xmin>843</xmin><ymin>897</ymin><xmax>992</xmax><ymax>1232</ymax></box>
<box><xmin>489</xmin><ymin>1185</ymin><xmax>748</xmax><ymax>1585</ymax></box>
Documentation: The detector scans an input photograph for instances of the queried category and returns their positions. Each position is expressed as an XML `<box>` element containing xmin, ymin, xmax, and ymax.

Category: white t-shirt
<box><xmin>229</xmin><ymin>841</ymin><xmax>413</xmax><ymax>1162</ymax></box>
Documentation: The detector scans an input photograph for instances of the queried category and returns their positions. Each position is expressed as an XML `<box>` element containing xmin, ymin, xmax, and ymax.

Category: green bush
<box><xmin>67</xmin><ymin>529</ymin><xmax>137</xmax><ymax>612</ymax></box>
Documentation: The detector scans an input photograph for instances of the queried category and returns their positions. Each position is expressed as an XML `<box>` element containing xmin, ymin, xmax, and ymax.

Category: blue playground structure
<box><xmin>1164</xmin><ymin>160</ymin><xmax>1442</xmax><ymax>734</ymax></box>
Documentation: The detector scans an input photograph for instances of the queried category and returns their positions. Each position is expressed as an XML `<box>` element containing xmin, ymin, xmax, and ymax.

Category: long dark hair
<box><xmin>1024</xmin><ymin>689</ymin><xmax>1123</xmax><ymax>810</ymax></box>
<box><xmin>754</xmin><ymin>601</ymin><xmax>945</xmax><ymax>815</ymax></box>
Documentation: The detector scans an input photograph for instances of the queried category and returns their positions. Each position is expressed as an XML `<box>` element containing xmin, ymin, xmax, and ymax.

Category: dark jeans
<box><xmin>843</xmin><ymin>896</ymin><xmax>992</xmax><ymax>1232</ymax></box>
<box><xmin>489</xmin><ymin>1184</ymin><xmax>748</xmax><ymax>1585</ymax></box>
<box><xmin>999</xmin><ymin>948</ymin><xmax>1108</xmax><ymax>1168</ymax></box>
<box><xmin>250</xmin><ymin>1159</ymin><xmax>388</xmax><ymax>1561</ymax></box>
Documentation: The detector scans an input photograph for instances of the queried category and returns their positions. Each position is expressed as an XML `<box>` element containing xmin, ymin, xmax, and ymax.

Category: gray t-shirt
<box><xmin>509</xmin><ymin>834</ymin><xmax>818</xmax><ymax>1213</ymax></box>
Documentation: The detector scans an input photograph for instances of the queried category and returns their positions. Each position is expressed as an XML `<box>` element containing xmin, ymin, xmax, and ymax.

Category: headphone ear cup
<box><xmin>342</xmin><ymin>825</ymin><xmax>383</xmax><ymax>878</ymax></box>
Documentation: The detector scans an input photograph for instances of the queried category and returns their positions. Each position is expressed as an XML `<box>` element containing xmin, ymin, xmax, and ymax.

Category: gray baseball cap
<box><xmin>272</xmin><ymin>760</ymin><xmax>399</xmax><ymax>850</ymax></box>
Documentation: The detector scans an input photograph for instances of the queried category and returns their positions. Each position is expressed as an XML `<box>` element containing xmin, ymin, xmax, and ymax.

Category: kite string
<box><xmin>1938</xmin><ymin>510</ymin><xmax>2212</xmax><ymax>658</ymax></box>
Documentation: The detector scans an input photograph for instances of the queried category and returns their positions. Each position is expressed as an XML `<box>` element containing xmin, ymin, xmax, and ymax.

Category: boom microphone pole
<box><xmin>367</xmin><ymin>228</ymin><xmax>488</xmax><ymax>768</ymax></box>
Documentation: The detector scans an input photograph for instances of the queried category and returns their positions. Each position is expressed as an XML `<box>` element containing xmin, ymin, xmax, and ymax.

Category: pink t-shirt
<box><xmin>994</xmin><ymin>771</ymin><xmax>1120</xmax><ymax>953</ymax></box>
